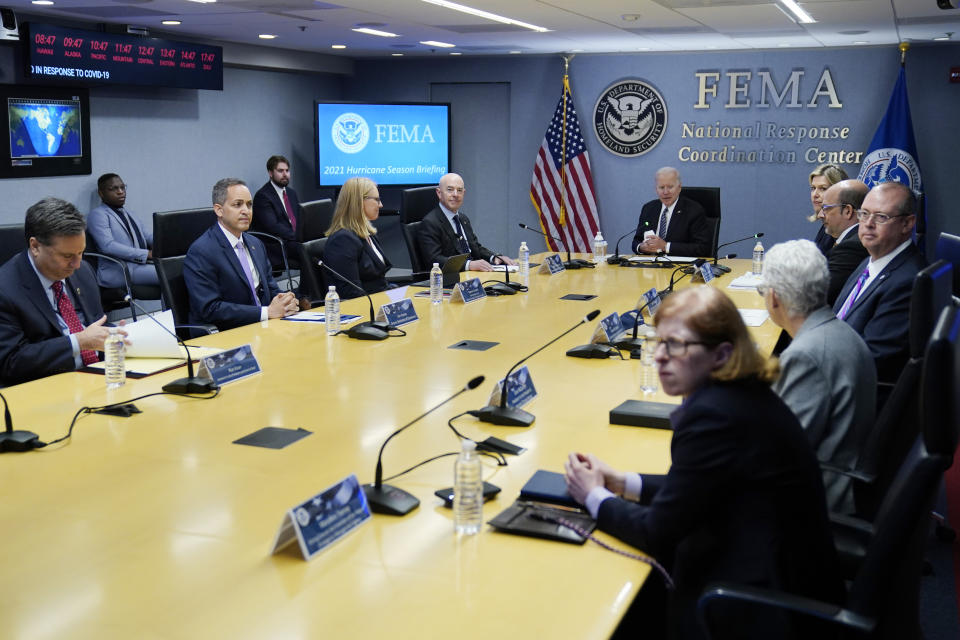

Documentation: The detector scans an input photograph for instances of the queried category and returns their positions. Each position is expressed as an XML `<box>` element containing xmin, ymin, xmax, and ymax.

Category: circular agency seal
<box><xmin>857</xmin><ymin>148</ymin><xmax>922</xmax><ymax>194</ymax></box>
<box><xmin>331</xmin><ymin>112</ymin><xmax>370</xmax><ymax>154</ymax></box>
<box><xmin>593</xmin><ymin>79</ymin><xmax>667</xmax><ymax>157</ymax></box>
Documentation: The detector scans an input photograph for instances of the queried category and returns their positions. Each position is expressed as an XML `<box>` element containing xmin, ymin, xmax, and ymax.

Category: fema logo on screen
<box><xmin>332</xmin><ymin>112</ymin><xmax>370</xmax><ymax>154</ymax></box>
<box><xmin>593</xmin><ymin>79</ymin><xmax>667</xmax><ymax>157</ymax></box>
<box><xmin>858</xmin><ymin>149</ymin><xmax>922</xmax><ymax>193</ymax></box>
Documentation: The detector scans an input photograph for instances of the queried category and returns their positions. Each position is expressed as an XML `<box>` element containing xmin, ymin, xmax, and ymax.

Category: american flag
<box><xmin>530</xmin><ymin>76</ymin><xmax>600</xmax><ymax>253</ymax></box>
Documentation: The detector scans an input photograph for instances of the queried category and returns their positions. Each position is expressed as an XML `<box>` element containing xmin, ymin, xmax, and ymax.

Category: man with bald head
<box><xmin>417</xmin><ymin>173</ymin><xmax>516</xmax><ymax>272</ymax></box>
<box><xmin>832</xmin><ymin>181</ymin><xmax>927</xmax><ymax>382</ymax></box>
<box><xmin>820</xmin><ymin>179</ymin><xmax>870</xmax><ymax>305</ymax></box>
<box><xmin>632</xmin><ymin>167</ymin><xmax>711</xmax><ymax>256</ymax></box>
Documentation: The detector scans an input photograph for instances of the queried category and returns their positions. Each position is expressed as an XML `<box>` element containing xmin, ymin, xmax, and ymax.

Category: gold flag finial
<box><xmin>899</xmin><ymin>41</ymin><xmax>910</xmax><ymax>65</ymax></box>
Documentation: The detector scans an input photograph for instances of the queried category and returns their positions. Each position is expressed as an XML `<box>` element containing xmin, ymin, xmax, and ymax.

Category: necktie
<box><xmin>114</xmin><ymin>207</ymin><xmax>145</xmax><ymax>249</ymax></box>
<box><xmin>52</xmin><ymin>280</ymin><xmax>99</xmax><ymax>365</ymax></box>
<box><xmin>837</xmin><ymin>268</ymin><xmax>869</xmax><ymax>320</ymax></box>
<box><xmin>235</xmin><ymin>241</ymin><xmax>260</xmax><ymax>304</ymax></box>
<box><xmin>452</xmin><ymin>215</ymin><xmax>470</xmax><ymax>254</ymax></box>
<box><xmin>657</xmin><ymin>206</ymin><xmax>668</xmax><ymax>238</ymax></box>
<box><xmin>282</xmin><ymin>189</ymin><xmax>296</xmax><ymax>231</ymax></box>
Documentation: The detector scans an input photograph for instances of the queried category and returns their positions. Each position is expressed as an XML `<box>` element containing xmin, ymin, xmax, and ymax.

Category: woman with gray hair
<box><xmin>760</xmin><ymin>239</ymin><xmax>876</xmax><ymax>513</ymax></box>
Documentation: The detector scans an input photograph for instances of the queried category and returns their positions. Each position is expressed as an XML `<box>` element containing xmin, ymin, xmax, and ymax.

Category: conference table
<box><xmin>0</xmin><ymin>256</ymin><xmax>777</xmax><ymax>639</ymax></box>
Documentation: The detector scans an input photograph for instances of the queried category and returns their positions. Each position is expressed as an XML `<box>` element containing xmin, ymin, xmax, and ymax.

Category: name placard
<box><xmin>271</xmin><ymin>474</ymin><xmax>371</xmax><ymax>561</ymax></box>
<box><xmin>698</xmin><ymin>261</ymin><xmax>715</xmax><ymax>283</ymax></box>
<box><xmin>198</xmin><ymin>344</ymin><xmax>260</xmax><ymax>386</ymax></box>
<box><xmin>376</xmin><ymin>298</ymin><xmax>419</xmax><ymax>327</ymax></box>
<box><xmin>450</xmin><ymin>277</ymin><xmax>487</xmax><ymax>304</ymax></box>
<box><xmin>488</xmin><ymin>364</ymin><xmax>537</xmax><ymax>409</ymax></box>
<box><xmin>642</xmin><ymin>287</ymin><xmax>661</xmax><ymax>317</ymax></box>
<box><xmin>591</xmin><ymin>312</ymin><xmax>625</xmax><ymax>344</ymax></box>
<box><xmin>538</xmin><ymin>254</ymin><xmax>565</xmax><ymax>275</ymax></box>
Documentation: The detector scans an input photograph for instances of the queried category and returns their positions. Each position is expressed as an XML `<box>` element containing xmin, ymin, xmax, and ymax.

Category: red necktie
<box><xmin>52</xmin><ymin>280</ymin><xmax>99</xmax><ymax>365</ymax></box>
<box><xmin>282</xmin><ymin>189</ymin><xmax>296</xmax><ymax>231</ymax></box>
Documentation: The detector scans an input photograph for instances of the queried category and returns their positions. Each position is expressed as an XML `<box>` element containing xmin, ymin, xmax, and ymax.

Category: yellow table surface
<box><xmin>0</xmin><ymin>256</ymin><xmax>776</xmax><ymax>640</ymax></box>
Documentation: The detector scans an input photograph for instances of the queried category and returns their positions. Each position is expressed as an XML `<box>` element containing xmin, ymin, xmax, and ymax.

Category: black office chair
<box><xmin>698</xmin><ymin>438</ymin><xmax>949</xmax><ymax>640</ymax></box>
<box><xmin>400</xmin><ymin>221</ymin><xmax>428</xmax><ymax>274</ymax></box>
<box><xmin>154</xmin><ymin>255</ymin><xmax>216</xmax><ymax>339</ymax></box>
<box><xmin>935</xmin><ymin>232</ymin><xmax>960</xmax><ymax>296</ymax></box>
<box><xmin>0</xmin><ymin>223</ymin><xmax>24</xmax><ymax>266</ymax></box>
<box><xmin>400</xmin><ymin>186</ymin><xmax>437</xmax><ymax>224</ymax></box>
<box><xmin>298</xmin><ymin>198</ymin><xmax>334</xmax><ymax>242</ymax></box>
<box><xmin>297</xmin><ymin>238</ymin><xmax>328</xmax><ymax>304</ymax></box>
<box><xmin>152</xmin><ymin>208</ymin><xmax>217</xmax><ymax>259</ymax></box>
<box><xmin>679</xmin><ymin>186</ymin><xmax>721</xmax><ymax>257</ymax></box>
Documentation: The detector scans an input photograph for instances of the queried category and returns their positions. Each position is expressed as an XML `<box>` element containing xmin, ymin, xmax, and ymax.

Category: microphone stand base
<box><xmin>0</xmin><ymin>429</ymin><xmax>40</xmax><ymax>452</ymax></box>
<box><xmin>163</xmin><ymin>376</ymin><xmax>218</xmax><ymax>394</ymax></box>
<box><xmin>485</xmin><ymin>283</ymin><xmax>517</xmax><ymax>296</ymax></box>
<box><xmin>613</xmin><ymin>337</ymin><xmax>645</xmax><ymax>351</ymax></box>
<box><xmin>566</xmin><ymin>344</ymin><xmax>618</xmax><ymax>359</ymax></box>
<box><xmin>711</xmin><ymin>264</ymin><xmax>732</xmax><ymax>275</ymax></box>
<box><xmin>471</xmin><ymin>405</ymin><xmax>535</xmax><ymax>427</ymax></box>
<box><xmin>346</xmin><ymin>322</ymin><xmax>390</xmax><ymax>341</ymax></box>
<box><xmin>363</xmin><ymin>483</ymin><xmax>420</xmax><ymax>515</ymax></box>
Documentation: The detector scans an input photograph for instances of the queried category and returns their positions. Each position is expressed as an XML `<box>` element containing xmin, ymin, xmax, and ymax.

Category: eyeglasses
<box><xmin>756</xmin><ymin>284</ymin><xmax>769</xmax><ymax>297</ymax></box>
<box><xmin>654</xmin><ymin>337</ymin><xmax>713</xmax><ymax>357</ymax></box>
<box><xmin>856</xmin><ymin>209</ymin><xmax>909</xmax><ymax>225</ymax></box>
<box><xmin>443</xmin><ymin>187</ymin><xmax>465</xmax><ymax>194</ymax></box>
<box><xmin>364</xmin><ymin>196</ymin><xmax>382</xmax><ymax>204</ymax></box>
<box><xmin>819</xmin><ymin>203</ymin><xmax>847</xmax><ymax>213</ymax></box>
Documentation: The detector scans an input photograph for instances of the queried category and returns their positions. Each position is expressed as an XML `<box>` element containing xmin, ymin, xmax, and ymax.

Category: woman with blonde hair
<box><xmin>323</xmin><ymin>177</ymin><xmax>392</xmax><ymax>299</ymax></box>
<box><xmin>565</xmin><ymin>286</ymin><xmax>841</xmax><ymax>639</ymax></box>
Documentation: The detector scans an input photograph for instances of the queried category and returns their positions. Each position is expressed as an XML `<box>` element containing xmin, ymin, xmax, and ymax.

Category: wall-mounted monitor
<box><xmin>22</xmin><ymin>22</ymin><xmax>223</xmax><ymax>91</ymax></box>
<box><xmin>1</xmin><ymin>84</ymin><xmax>91</xmax><ymax>179</ymax></box>
<box><xmin>314</xmin><ymin>101</ymin><xmax>450</xmax><ymax>187</ymax></box>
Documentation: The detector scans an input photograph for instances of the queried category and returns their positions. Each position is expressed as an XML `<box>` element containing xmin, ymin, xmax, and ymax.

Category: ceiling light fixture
<box><xmin>31</xmin><ymin>0</ymin><xmax>55</xmax><ymax>5</ymax></box>
<box><xmin>187</xmin><ymin>0</ymin><xmax>216</xmax><ymax>4</ymax></box>
<box><xmin>161</xmin><ymin>20</ymin><xmax>182</xmax><ymax>26</ymax></box>
<box><xmin>776</xmin><ymin>0</ymin><xmax>815</xmax><ymax>24</ymax></box>
<box><xmin>450</xmin><ymin>52</ymin><xmax>462</xmax><ymax>55</ymax></box>
<box><xmin>391</xmin><ymin>53</ymin><xmax>404</xmax><ymax>56</ymax></box>
<box><xmin>420</xmin><ymin>40</ymin><xmax>456</xmax><ymax>48</ymax></box>
<box><xmin>332</xmin><ymin>44</ymin><xmax>346</xmax><ymax>49</ymax></box>
<box><xmin>353</xmin><ymin>27</ymin><xmax>399</xmax><ymax>37</ymax></box>
<box><xmin>420</xmin><ymin>0</ymin><xmax>548</xmax><ymax>33</ymax></box>
<box><xmin>258</xmin><ymin>34</ymin><xmax>277</xmax><ymax>39</ymax></box>
<box><xmin>933</xmin><ymin>32</ymin><xmax>953</xmax><ymax>41</ymax></box>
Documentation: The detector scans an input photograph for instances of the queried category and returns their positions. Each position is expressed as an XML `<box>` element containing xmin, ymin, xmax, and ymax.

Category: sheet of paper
<box><xmin>727</xmin><ymin>272</ymin><xmax>764</xmax><ymax>290</ymax></box>
<box><xmin>738</xmin><ymin>308</ymin><xmax>769</xmax><ymax>327</ymax></box>
<box><xmin>385</xmin><ymin>286</ymin><xmax>409</xmax><ymax>303</ymax></box>
<box><xmin>626</xmin><ymin>255</ymin><xmax>698</xmax><ymax>263</ymax></box>
<box><xmin>282</xmin><ymin>312</ymin><xmax>362</xmax><ymax>325</ymax></box>
<box><xmin>123</xmin><ymin>310</ymin><xmax>183</xmax><ymax>359</ymax></box>
<box><xmin>491</xmin><ymin>264</ymin><xmax>519</xmax><ymax>272</ymax></box>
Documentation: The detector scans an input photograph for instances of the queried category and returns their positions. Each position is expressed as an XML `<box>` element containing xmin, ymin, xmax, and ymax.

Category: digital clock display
<box><xmin>23</xmin><ymin>23</ymin><xmax>223</xmax><ymax>91</ymax></box>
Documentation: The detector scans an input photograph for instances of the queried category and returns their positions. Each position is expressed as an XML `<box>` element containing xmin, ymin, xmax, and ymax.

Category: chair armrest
<box><xmin>85</xmin><ymin>251</ymin><xmax>133</xmax><ymax>294</ymax></box>
<box><xmin>697</xmin><ymin>582</ymin><xmax>874</xmax><ymax>639</ymax></box>
<box><xmin>820</xmin><ymin>461</ymin><xmax>875</xmax><ymax>484</ymax></box>
<box><xmin>829</xmin><ymin>513</ymin><xmax>875</xmax><ymax>536</ymax></box>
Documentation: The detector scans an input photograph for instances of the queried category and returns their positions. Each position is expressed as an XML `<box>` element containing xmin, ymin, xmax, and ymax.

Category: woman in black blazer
<box><xmin>565</xmin><ymin>286</ymin><xmax>842</xmax><ymax>639</ymax></box>
<box><xmin>323</xmin><ymin>177</ymin><xmax>392</xmax><ymax>299</ymax></box>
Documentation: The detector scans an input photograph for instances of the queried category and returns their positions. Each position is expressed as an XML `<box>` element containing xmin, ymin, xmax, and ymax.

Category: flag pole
<box><xmin>559</xmin><ymin>54</ymin><xmax>574</xmax><ymax>229</ymax></box>
<box><xmin>899</xmin><ymin>41</ymin><xmax>909</xmax><ymax>67</ymax></box>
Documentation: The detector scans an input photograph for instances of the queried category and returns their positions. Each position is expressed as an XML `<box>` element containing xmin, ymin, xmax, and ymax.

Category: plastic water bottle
<box><xmin>593</xmin><ymin>232</ymin><xmax>603</xmax><ymax>263</ymax></box>
<box><xmin>600</xmin><ymin>233</ymin><xmax>608</xmax><ymax>263</ymax></box>
<box><xmin>752</xmin><ymin>241</ymin><xmax>764</xmax><ymax>275</ymax></box>
<box><xmin>104</xmin><ymin>326</ymin><xmax>126</xmax><ymax>389</ymax></box>
<box><xmin>429</xmin><ymin>262</ymin><xmax>443</xmax><ymax>304</ymax></box>
<box><xmin>324</xmin><ymin>285</ymin><xmax>340</xmax><ymax>335</ymax></box>
<box><xmin>519</xmin><ymin>242</ymin><xmax>530</xmax><ymax>279</ymax></box>
<box><xmin>453</xmin><ymin>439</ymin><xmax>483</xmax><ymax>535</ymax></box>
<box><xmin>640</xmin><ymin>327</ymin><xmax>658</xmax><ymax>394</ymax></box>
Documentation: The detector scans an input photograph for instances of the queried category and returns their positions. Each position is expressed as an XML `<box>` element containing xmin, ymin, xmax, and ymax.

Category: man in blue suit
<box><xmin>252</xmin><ymin>155</ymin><xmax>301</xmax><ymax>270</ymax></box>
<box><xmin>184</xmin><ymin>178</ymin><xmax>299</xmax><ymax>331</ymax></box>
<box><xmin>87</xmin><ymin>173</ymin><xmax>158</xmax><ymax>288</ymax></box>
<box><xmin>832</xmin><ymin>181</ymin><xmax>927</xmax><ymax>383</ymax></box>
<box><xmin>0</xmin><ymin>198</ymin><xmax>116</xmax><ymax>386</ymax></box>
<box><xmin>631</xmin><ymin>167</ymin><xmax>711</xmax><ymax>257</ymax></box>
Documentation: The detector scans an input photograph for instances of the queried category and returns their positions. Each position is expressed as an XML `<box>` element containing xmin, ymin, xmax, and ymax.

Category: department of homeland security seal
<box><xmin>858</xmin><ymin>148</ymin><xmax>922</xmax><ymax>194</ymax></box>
<box><xmin>593</xmin><ymin>79</ymin><xmax>667</xmax><ymax>157</ymax></box>
<box><xmin>332</xmin><ymin>112</ymin><xmax>370</xmax><ymax>154</ymax></box>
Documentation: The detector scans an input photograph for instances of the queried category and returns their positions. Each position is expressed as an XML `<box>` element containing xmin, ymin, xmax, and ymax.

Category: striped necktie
<box><xmin>837</xmin><ymin>268</ymin><xmax>869</xmax><ymax>320</ymax></box>
<box><xmin>657</xmin><ymin>206</ymin><xmax>668</xmax><ymax>238</ymax></box>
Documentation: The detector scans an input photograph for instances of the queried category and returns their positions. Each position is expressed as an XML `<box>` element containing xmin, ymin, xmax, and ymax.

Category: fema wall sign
<box><xmin>593</xmin><ymin>79</ymin><xmax>667</xmax><ymax>157</ymax></box>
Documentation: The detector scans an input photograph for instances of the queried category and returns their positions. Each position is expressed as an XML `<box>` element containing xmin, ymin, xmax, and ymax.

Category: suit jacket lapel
<box><xmin>846</xmin><ymin>246</ymin><xmax>913</xmax><ymax>316</ymax></box>
<box><xmin>17</xmin><ymin>255</ymin><xmax>64</xmax><ymax>333</ymax></box>
<box><xmin>66</xmin><ymin>272</ymin><xmax>97</xmax><ymax>323</ymax></box>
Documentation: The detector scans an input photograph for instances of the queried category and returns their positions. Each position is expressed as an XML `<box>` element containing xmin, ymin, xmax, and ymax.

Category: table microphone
<box><xmin>518</xmin><ymin>223</ymin><xmax>594</xmax><ymax>269</ymax></box>
<box><xmin>469</xmin><ymin>309</ymin><xmax>600</xmax><ymax>426</ymax></box>
<box><xmin>710</xmin><ymin>253</ymin><xmax>737</xmax><ymax>277</ymax></box>
<box><xmin>124</xmin><ymin>296</ymin><xmax>218</xmax><ymax>394</ymax></box>
<box><xmin>713</xmin><ymin>232</ymin><xmax>763</xmax><ymax>274</ymax></box>
<box><xmin>613</xmin><ymin>296</ymin><xmax>659</xmax><ymax>351</ymax></box>
<box><xmin>661</xmin><ymin>259</ymin><xmax>707</xmax><ymax>298</ymax></box>
<box><xmin>317</xmin><ymin>260</ymin><xmax>392</xmax><ymax>341</ymax></box>
<box><xmin>0</xmin><ymin>391</ymin><xmax>40</xmax><ymax>453</ymax></box>
<box><xmin>484</xmin><ymin>254</ymin><xmax>519</xmax><ymax>295</ymax></box>
<box><xmin>364</xmin><ymin>375</ymin><xmax>485</xmax><ymax>516</ymax></box>
<box><xmin>607</xmin><ymin>227</ymin><xmax>639</xmax><ymax>265</ymax></box>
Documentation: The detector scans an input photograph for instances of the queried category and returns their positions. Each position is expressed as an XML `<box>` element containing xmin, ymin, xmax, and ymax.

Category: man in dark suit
<box><xmin>87</xmin><ymin>173</ymin><xmax>158</xmax><ymax>288</ymax></box>
<box><xmin>0</xmin><ymin>197</ymin><xmax>115</xmax><ymax>386</ymax></box>
<box><xmin>184</xmin><ymin>178</ymin><xmax>299</xmax><ymax>331</ymax></box>
<box><xmin>833</xmin><ymin>181</ymin><xmax>927</xmax><ymax>383</ymax></box>
<box><xmin>417</xmin><ymin>172</ymin><xmax>517</xmax><ymax>272</ymax></box>
<box><xmin>631</xmin><ymin>166</ymin><xmax>712</xmax><ymax>256</ymax></box>
<box><xmin>252</xmin><ymin>155</ymin><xmax>301</xmax><ymax>270</ymax></box>
<box><xmin>821</xmin><ymin>179</ymin><xmax>869</xmax><ymax>305</ymax></box>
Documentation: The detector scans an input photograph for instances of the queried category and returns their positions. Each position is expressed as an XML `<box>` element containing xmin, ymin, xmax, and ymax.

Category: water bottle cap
<box><xmin>520</xmin><ymin>242</ymin><xmax>527</xmax><ymax>249</ymax></box>
<box><xmin>461</xmin><ymin>439</ymin><xmax>477</xmax><ymax>452</ymax></box>
<box><xmin>433</xmin><ymin>262</ymin><xmax>439</xmax><ymax>268</ymax></box>
<box><xmin>328</xmin><ymin>285</ymin><xmax>336</xmax><ymax>292</ymax></box>
<box><xmin>108</xmin><ymin>326</ymin><xmax>118</xmax><ymax>335</ymax></box>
